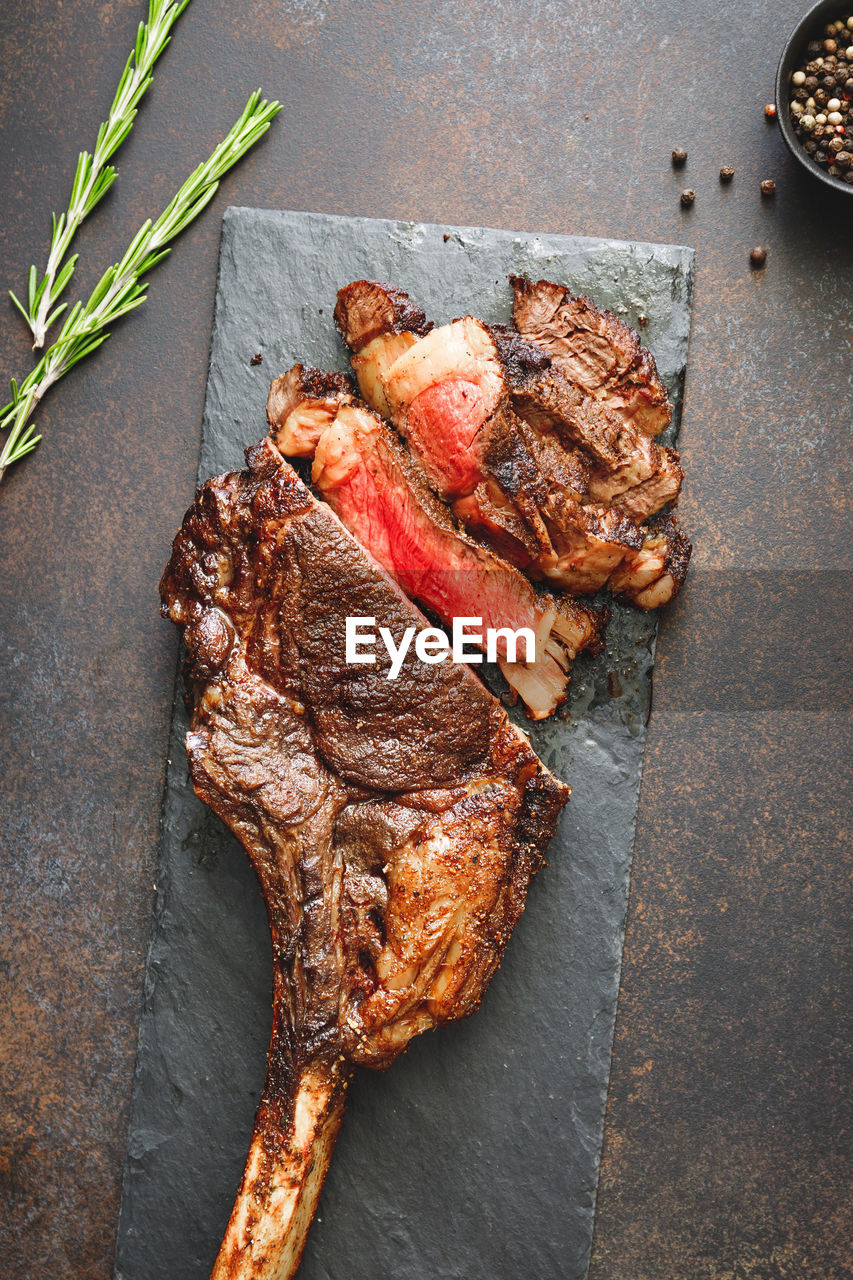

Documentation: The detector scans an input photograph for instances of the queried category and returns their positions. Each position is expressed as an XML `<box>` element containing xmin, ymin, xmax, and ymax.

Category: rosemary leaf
<box><xmin>0</xmin><ymin>90</ymin><xmax>281</xmax><ymax>485</ymax></box>
<box><xmin>13</xmin><ymin>0</ymin><xmax>192</xmax><ymax>349</ymax></box>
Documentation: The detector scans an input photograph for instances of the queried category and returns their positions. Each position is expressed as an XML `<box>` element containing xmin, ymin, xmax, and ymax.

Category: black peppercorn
<box><xmin>794</xmin><ymin>86</ymin><xmax>809</xmax><ymax>102</ymax></box>
<box><xmin>760</xmin><ymin>178</ymin><xmax>776</xmax><ymax>196</ymax></box>
<box><xmin>680</xmin><ymin>188</ymin><xmax>695</xmax><ymax>206</ymax></box>
<box><xmin>719</xmin><ymin>165</ymin><xmax>735</xmax><ymax>182</ymax></box>
<box><xmin>671</xmin><ymin>148</ymin><xmax>687</xmax><ymax>166</ymax></box>
<box><xmin>845</xmin><ymin>78</ymin><xmax>853</xmax><ymax>95</ymax></box>
<box><xmin>815</xmin><ymin>88</ymin><xmax>829</xmax><ymax>105</ymax></box>
<box><xmin>823</xmin><ymin>74</ymin><xmax>837</xmax><ymax>89</ymax></box>
<box><xmin>836</xmin><ymin>149</ymin><xmax>852</xmax><ymax>166</ymax></box>
<box><xmin>805</xmin><ymin>75</ymin><xmax>819</xmax><ymax>90</ymax></box>
<box><xmin>750</xmin><ymin>247</ymin><xmax>767</xmax><ymax>268</ymax></box>
<box><xmin>829</xmin><ymin>134</ymin><xmax>844</xmax><ymax>152</ymax></box>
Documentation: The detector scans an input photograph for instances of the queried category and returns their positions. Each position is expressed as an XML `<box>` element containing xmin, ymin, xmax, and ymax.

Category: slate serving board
<box><xmin>114</xmin><ymin>210</ymin><xmax>693</xmax><ymax>1280</ymax></box>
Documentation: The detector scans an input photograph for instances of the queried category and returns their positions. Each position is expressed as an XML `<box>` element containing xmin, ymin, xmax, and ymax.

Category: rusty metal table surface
<box><xmin>0</xmin><ymin>2</ymin><xmax>850</xmax><ymax>1278</ymax></box>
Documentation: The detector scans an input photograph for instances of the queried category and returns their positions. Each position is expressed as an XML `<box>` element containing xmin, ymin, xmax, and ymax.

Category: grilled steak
<box><xmin>268</xmin><ymin>375</ymin><xmax>605</xmax><ymax>719</ymax></box>
<box><xmin>510</xmin><ymin>274</ymin><xmax>672</xmax><ymax>436</ymax></box>
<box><xmin>608</xmin><ymin>511</ymin><xmax>692</xmax><ymax>608</ymax></box>
<box><xmin>160</xmin><ymin>440</ymin><xmax>570</xmax><ymax>1278</ymax></box>
<box><xmin>335</xmin><ymin>281</ymin><xmax>689</xmax><ymax>605</ymax></box>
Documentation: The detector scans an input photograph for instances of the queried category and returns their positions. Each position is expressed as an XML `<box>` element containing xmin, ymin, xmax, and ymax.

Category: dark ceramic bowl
<box><xmin>776</xmin><ymin>0</ymin><xmax>853</xmax><ymax>195</ymax></box>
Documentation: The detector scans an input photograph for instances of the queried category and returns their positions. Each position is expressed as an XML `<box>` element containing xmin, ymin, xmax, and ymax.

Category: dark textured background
<box><xmin>0</xmin><ymin>2</ymin><xmax>850</xmax><ymax>1278</ymax></box>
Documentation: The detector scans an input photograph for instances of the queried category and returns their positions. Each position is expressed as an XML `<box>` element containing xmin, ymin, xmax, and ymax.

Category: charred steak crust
<box><xmin>509</xmin><ymin>274</ymin><xmax>672</xmax><ymax>436</ymax></box>
<box><xmin>160</xmin><ymin>440</ymin><xmax>569</xmax><ymax>1276</ymax></box>
<box><xmin>335</xmin><ymin>279</ymin><xmax>433</xmax><ymax>353</ymax></box>
<box><xmin>267</xmin><ymin>363</ymin><xmax>356</xmax><ymax>427</ymax></box>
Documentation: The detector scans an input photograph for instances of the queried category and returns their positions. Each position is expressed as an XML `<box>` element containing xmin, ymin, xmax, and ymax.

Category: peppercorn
<box><xmin>808</xmin><ymin>39</ymin><xmax>822</xmax><ymax>54</ymax></box>
<box><xmin>825</xmin><ymin>39</ymin><xmax>838</xmax><ymax>53</ymax></box>
<box><xmin>760</xmin><ymin>178</ymin><xmax>776</xmax><ymax>196</ymax></box>
<box><xmin>793</xmin><ymin>69</ymin><xmax>806</xmax><ymax>86</ymax></box>
<box><xmin>719</xmin><ymin>165</ymin><xmax>735</xmax><ymax>182</ymax></box>
<box><xmin>845</xmin><ymin>78</ymin><xmax>853</xmax><ymax>95</ymax></box>
<box><xmin>680</xmin><ymin>188</ymin><xmax>695</xmax><ymax>206</ymax></box>
<box><xmin>801</xmin><ymin>114</ymin><xmax>816</xmax><ymax>131</ymax></box>
<box><xmin>805</xmin><ymin>75</ymin><xmax>819</xmax><ymax>90</ymax></box>
<box><xmin>829</xmin><ymin>134</ymin><xmax>844</xmax><ymax>152</ymax></box>
<box><xmin>749</xmin><ymin>247</ymin><xmax>767</xmax><ymax>268</ymax></box>
<box><xmin>637</xmin><ymin>314</ymin><xmax>648</xmax><ymax>326</ymax></box>
<box><xmin>671</xmin><ymin>147</ymin><xmax>687</xmax><ymax>167</ymax></box>
<box><xmin>837</xmin><ymin>150</ymin><xmax>852</xmax><ymax>166</ymax></box>
<box><xmin>765</xmin><ymin>102</ymin><xmax>777</xmax><ymax>119</ymax></box>
<box><xmin>793</xmin><ymin>87</ymin><xmax>809</xmax><ymax>102</ymax></box>
<box><xmin>815</xmin><ymin>88</ymin><xmax>829</xmax><ymax>105</ymax></box>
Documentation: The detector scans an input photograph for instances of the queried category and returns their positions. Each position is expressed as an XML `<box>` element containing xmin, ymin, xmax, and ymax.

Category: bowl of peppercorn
<box><xmin>777</xmin><ymin>2</ymin><xmax>853</xmax><ymax>192</ymax></box>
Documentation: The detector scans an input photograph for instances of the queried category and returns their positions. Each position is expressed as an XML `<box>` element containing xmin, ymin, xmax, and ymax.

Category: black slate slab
<box><xmin>114</xmin><ymin>210</ymin><xmax>693</xmax><ymax>1280</ymax></box>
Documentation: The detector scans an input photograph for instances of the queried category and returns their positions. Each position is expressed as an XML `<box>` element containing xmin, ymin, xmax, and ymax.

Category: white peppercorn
<box><xmin>793</xmin><ymin>69</ymin><xmax>807</xmax><ymax>86</ymax></box>
<box><xmin>828</xmin><ymin>110</ymin><xmax>843</xmax><ymax>123</ymax></box>
<box><xmin>828</xmin><ymin>97</ymin><xmax>842</xmax><ymax>109</ymax></box>
<box><xmin>801</xmin><ymin>114</ymin><xmax>816</xmax><ymax>130</ymax></box>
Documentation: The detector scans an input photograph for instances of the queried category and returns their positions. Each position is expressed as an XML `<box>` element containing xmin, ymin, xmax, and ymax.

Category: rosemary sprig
<box><xmin>0</xmin><ymin>90</ymin><xmax>281</xmax><ymax>484</ymax></box>
<box><xmin>10</xmin><ymin>0</ymin><xmax>191</xmax><ymax>350</ymax></box>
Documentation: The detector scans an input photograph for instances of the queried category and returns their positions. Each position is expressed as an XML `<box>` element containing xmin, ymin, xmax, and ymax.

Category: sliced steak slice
<box><xmin>161</xmin><ymin>442</ymin><xmax>570</xmax><ymax>1278</ymax></box>
<box><xmin>267</xmin><ymin>363</ymin><xmax>356</xmax><ymax>457</ymax></box>
<box><xmin>335</xmin><ymin>278</ymin><xmax>433</xmax><ymax>351</ymax></box>
<box><xmin>608</xmin><ymin>446</ymin><xmax>684</xmax><ymax>521</ymax></box>
<box><xmin>510</xmin><ymin>275</ymin><xmax>672</xmax><ymax>436</ymax></box>
<box><xmin>336</xmin><ymin>285</ymin><xmax>650</xmax><ymax>594</ymax></box>
<box><xmin>281</xmin><ymin>392</ymin><xmax>605</xmax><ymax>719</ymax></box>
<box><xmin>608</xmin><ymin>511</ymin><xmax>692</xmax><ymax>608</ymax></box>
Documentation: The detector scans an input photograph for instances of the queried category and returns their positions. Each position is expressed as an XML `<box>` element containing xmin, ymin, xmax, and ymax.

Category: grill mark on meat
<box><xmin>510</xmin><ymin>275</ymin><xmax>672</xmax><ymax>436</ymax></box>
<box><xmin>161</xmin><ymin>443</ymin><xmax>569</xmax><ymax>1277</ymax></box>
